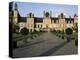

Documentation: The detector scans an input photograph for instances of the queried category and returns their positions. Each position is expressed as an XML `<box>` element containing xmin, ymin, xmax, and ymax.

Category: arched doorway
<box><xmin>46</xmin><ymin>24</ymin><xmax>50</xmax><ymax>32</ymax></box>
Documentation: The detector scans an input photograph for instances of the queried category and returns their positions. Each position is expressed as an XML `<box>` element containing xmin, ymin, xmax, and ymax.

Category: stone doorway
<box><xmin>46</xmin><ymin>25</ymin><xmax>50</xmax><ymax>32</ymax></box>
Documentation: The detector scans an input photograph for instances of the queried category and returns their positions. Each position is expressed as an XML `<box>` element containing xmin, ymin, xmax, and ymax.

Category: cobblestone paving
<box><xmin>51</xmin><ymin>40</ymin><xmax>78</xmax><ymax>56</ymax></box>
<box><xmin>13</xmin><ymin>32</ymin><xmax>77</xmax><ymax>58</ymax></box>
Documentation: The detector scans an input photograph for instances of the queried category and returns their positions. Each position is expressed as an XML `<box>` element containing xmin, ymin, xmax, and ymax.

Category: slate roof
<box><xmin>18</xmin><ymin>17</ymin><xmax>26</xmax><ymax>22</ymax></box>
<box><xmin>65</xmin><ymin>18</ymin><xmax>74</xmax><ymax>21</ymax></box>
<box><xmin>51</xmin><ymin>17</ymin><xmax>58</xmax><ymax>20</ymax></box>
<box><xmin>17</xmin><ymin>12</ymin><xmax>74</xmax><ymax>23</ymax></box>
<box><xmin>17</xmin><ymin>12</ymin><xmax>26</xmax><ymax>22</ymax></box>
<box><xmin>34</xmin><ymin>17</ymin><xmax>43</xmax><ymax>23</ymax></box>
<box><xmin>18</xmin><ymin>17</ymin><xmax>74</xmax><ymax>23</ymax></box>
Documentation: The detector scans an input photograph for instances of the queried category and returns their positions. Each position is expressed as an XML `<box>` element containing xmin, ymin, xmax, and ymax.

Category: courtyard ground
<box><xmin>13</xmin><ymin>32</ymin><xmax>78</xmax><ymax>58</ymax></box>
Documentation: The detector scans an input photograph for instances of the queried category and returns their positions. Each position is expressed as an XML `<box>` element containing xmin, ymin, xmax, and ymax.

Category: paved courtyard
<box><xmin>13</xmin><ymin>32</ymin><xmax>78</xmax><ymax>58</ymax></box>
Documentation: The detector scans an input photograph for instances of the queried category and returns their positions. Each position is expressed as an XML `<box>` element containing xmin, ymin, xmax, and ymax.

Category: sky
<box><xmin>13</xmin><ymin>1</ymin><xmax>78</xmax><ymax>18</ymax></box>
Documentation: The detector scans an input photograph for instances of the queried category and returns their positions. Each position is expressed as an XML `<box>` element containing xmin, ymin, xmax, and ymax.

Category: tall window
<box><xmin>70</xmin><ymin>21</ymin><xmax>71</xmax><ymax>23</ymax></box>
<box><xmin>38</xmin><ymin>24</ymin><xmax>39</xmax><ymax>28</ymax></box>
<box><xmin>34</xmin><ymin>24</ymin><xmax>36</xmax><ymax>28</ymax></box>
<box><xmin>54</xmin><ymin>20</ymin><xmax>56</xmax><ymax>23</ymax></box>
<box><xmin>67</xmin><ymin>21</ymin><xmax>68</xmax><ymax>23</ymax></box>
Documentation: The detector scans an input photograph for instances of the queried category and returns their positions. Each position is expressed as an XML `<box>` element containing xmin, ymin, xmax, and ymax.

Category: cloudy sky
<box><xmin>12</xmin><ymin>1</ymin><xmax>78</xmax><ymax>18</ymax></box>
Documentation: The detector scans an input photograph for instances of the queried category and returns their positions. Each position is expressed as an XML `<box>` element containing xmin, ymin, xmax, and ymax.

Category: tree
<box><xmin>20</xmin><ymin>27</ymin><xmax>29</xmax><ymax>35</ymax></box>
<box><xmin>65</xmin><ymin>28</ymin><xmax>73</xmax><ymax>35</ymax></box>
<box><xmin>65</xmin><ymin>28</ymin><xmax>73</xmax><ymax>42</ymax></box>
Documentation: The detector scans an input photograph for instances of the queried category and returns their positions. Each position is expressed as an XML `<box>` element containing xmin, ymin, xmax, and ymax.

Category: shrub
<box><xmin>62</xmin><ymin>36</ymin><xmax>64</xmax><ymax>39</ymax></box>
<box><xmin>53</xmin><ymin>29</ymin><xmax>56</xmax><ymax>32</ymax></box>
<box><xmin>59</xmin><ymin>35</ymin><xmax>61</xmax><ymax>37</ymax></box>
<box><xmin>65</xmin><ymin>28</ymin><xmax>73</xmax><ymax>35</ymax></box>
<box><xmin>40</xmin><ymin>30</ymin><xmax>43</xmax><ymax>32</ymax></box>
<box><xmin>20</xmin><ymin>27</ymin><xmax>29</xmax><ymax>35</ymax></box>
<box><xmin>32</xmin><ymin>29</ymin><xmax>39</xmax><ymax>34</ymax></box>
<box><xmin>57</xmin><ymin>30</ymin><xmax>61</xmax><ymax>33</ymax></box>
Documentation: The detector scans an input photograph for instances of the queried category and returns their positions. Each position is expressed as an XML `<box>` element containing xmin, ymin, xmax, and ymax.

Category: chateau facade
<box><xmin>9</xmin><ymin>3</ymin><xmax>78</xmax><ymax>32</ymax></box>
